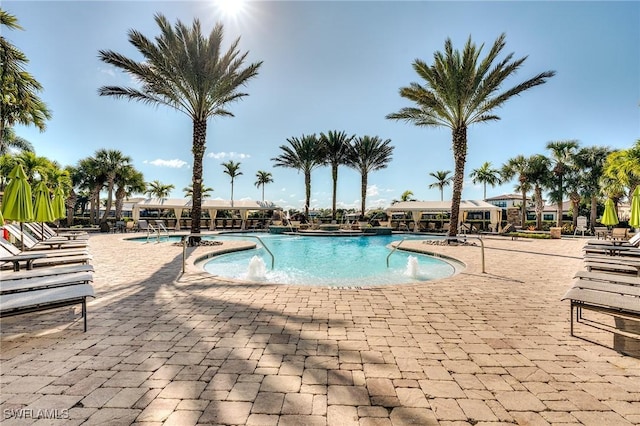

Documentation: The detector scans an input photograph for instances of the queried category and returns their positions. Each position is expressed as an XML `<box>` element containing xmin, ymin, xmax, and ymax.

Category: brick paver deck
<box><xmin>1</xmin><ymin>233</ymin><xmax>639</xmax><ymax>425</ymax></box>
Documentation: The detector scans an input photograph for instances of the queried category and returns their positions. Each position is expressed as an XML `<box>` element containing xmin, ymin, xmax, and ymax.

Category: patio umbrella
<box><xmin>52</xmin><ymin>186</ymin><xmax>67</xmax><ymax>230</ymax></box>
<box><xmin>601</xmin><ymin>198</ymin><xmax>619</xmax><ymax>227</ymax></box>
<box><xmin>33</xmin><ymin>180</ymin><xmax>56</xmax><ymax>237</ymax></box>
<box><xmin>1</xmin><ymin>164</ymin><xmax>34</xmax><ymax>249</ymax></box>
<box><xmin>629</xmin><ymin>186</ymin><xmax>640</xmax><ymax>229</ymax></box>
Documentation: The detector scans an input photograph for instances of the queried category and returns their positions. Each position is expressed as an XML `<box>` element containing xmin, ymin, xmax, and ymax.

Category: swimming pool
<box><xmin>199</xmin><ymin>234</ymin><xmax>460</xmax><ymax>286</ymax></box>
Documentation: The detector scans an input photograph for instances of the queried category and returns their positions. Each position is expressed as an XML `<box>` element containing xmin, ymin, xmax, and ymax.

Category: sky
<box><xmin>4</xmin><ymin>0</ymin><xmax>640</xmax><ymax>211</ymax></box>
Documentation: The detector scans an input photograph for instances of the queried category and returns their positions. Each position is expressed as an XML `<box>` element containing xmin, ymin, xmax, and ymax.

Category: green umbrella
<box><xmin>52</xmin><ymin>187</ymin><xmax>66</xmax><ymax>219</ymax></box>
<box><xmin>1</xmin><ymin>164</ymin><xmax>34</xmax><ymax>249</ymax></box>
<box><xmin>601</xmin><ymin>198</ymin><xmax>619</xmax><ymax>227</ymax></box>
<box><xmin>630</xmin><ymin>186</ymin><xmax>640</xmax><ymax>229</ymax></box>
<box><xmin>33</xmin><ymin>180</ymin><xmax>56</xmax><ymax>225</ymax></box>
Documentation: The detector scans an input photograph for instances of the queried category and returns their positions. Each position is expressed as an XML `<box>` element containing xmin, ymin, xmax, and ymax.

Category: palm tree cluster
<box><xmin>272</xmin><ymin>131</ymin><xmax>394</xmax><ymax>220</ymax></box>
<box><xmin>497</xmin><ymin>141</ymin><xmax>637</xmax><ymax>231</ymax></box>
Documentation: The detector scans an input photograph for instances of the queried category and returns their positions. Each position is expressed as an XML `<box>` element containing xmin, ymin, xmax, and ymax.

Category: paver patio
<box><xmin>1</xmin><ymin>233</ymin><xmax>639</xmax><ymax>425</ymax></box>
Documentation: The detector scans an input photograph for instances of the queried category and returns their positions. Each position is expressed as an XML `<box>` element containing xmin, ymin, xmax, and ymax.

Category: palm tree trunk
<box><xmin>190</xmin><ymin>119</ymin><xmax>207</xmax><ymax>243</ymax></box>
<box><xmin>590</xmin><ymin>195</ymin><xmax>598</xmax><ymax>232</ymax></box>
<box><xmin>449</xmin><ymin>126</ymin><xmax>467</xmax><ymax>238</ymax></box>
<box><xmin>535</xmin><ymin>186</ymin><xmax>544</xmax><ymax>230</ymax></box>
<box><xmin>332</xmin><ymin>164</ymin><xmax>338</xmax><ymax>220</ymax></box>
<box><xmin>100</xmin><ymin>176</ymin><xmax>115</xmax><ymax>223</ymax></box>
<box><xmin>521</xmin><ymin>189</ymin><xmax>527</xmax><ymax>227</ymax></box>
<box><xmin>230</xmin><ymin>179</ymin><xmax>234</xmax><ymax>208</ymax></box>
<box><xmin>261</xmin><ymin>184</ymin><xmax>265</xmax><ymax>202</ymax></box>
<box><xmin>115</xmin><ymin>186</ymin><xmax>125</xmax><ymax>220</ymax></box>
<box><xmin>360</xmin><ymin>172</ymin><xmax>367</xmax><ymax>219</ymax></box>
<box><xmin>570</xmin><ymin>192</ymin><xmax>580</xmax><ymax>229</ymax></box>
<box><xmin>304</xmin><ymin>171</ymin><xmax>311</xmax><ymax>220</ymax></box>
<box><xmin>556</xmin><ymin>175</ymin><xmax>563</xmax><ymax>227</ymax></box>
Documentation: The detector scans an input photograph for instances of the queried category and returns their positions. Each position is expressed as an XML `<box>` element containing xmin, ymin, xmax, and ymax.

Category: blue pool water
<box><xmin>200</xmin><ymin>234</ymin><xmax>458</xmax><ymax>286</ymax></box>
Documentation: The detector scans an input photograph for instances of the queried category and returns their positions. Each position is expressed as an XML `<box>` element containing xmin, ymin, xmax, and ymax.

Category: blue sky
<box><xmin>4</xmin><ymin>1</ymin><xmax>640</xmax><ymax>211</ymax></box>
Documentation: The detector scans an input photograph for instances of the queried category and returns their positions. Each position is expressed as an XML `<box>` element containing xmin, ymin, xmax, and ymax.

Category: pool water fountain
<box><xmin>404</xmin><ymin>255</ymin><xmax>419</xmax><ymax>278</ymax></box>
<box><xmin>247</xmin><ymin>255</ymin><xmax>267</xmax><ymax>280</ymax></box>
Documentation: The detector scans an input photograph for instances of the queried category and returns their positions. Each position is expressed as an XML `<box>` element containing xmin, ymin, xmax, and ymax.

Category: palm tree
<box><xmin>470</xmin><ymin>162</ymin><xmax>502</xmax><ymax>200</ymax></box>
<box><xmin>144</xmin><ymin>180</ymin><xmax>175</xmax><ymax>199</ymax></box>
<box><xmin>345</xmin><ymin>135</ymin><xmax>394</xmax><ymax>218</ymax></box>
<box><xmin>183</xmin><ymin>183</ymin><xmax>214</xmax><ymax>199</ymax></box>
<box><xmin>428</xmin><ymin>170</ymin><xmax>453</xmax><ymax>201</ymax></box>
<box><xmin>603</xmin><ymin>140</ymin><xmax>640</xmax><ymax>198</ymax></box>
<box><xmin>319</xmin><ymin>130</ymin><xmax>354</xmax><ymax>220</ymax></box>
<box><xmin>94</xmin><ymin>149</ymin><xmax>133</xmax><ymax>225</ymax></box>
<box><xmin>387</xmin><ymin>33</ymin><xmax>555</xmax><ymax>238</ymax></box>
<box><xmin>98</xmin><ymin>14</ymin><xmax>262</xmax><ymax>241</ymax></box>
<box><xmin>0</xmin><ymin>127</ymin><xmax>33</xmax><ymax>155</ymax></box>
<box><xmin>254</xmin><ymin>170</ymin><xmax>273</xmax><ymax>202</ymax></box>
<box><xmin>392</xmin><ymin>190</ymin><xmax>416</xmax><ymax>204</ymax></box>
<box><xmin>272</xmin><ymin>134</ymin><xmax>324</xmax><ymax>220</ymax></box>
<box><xmin>574</xmin><ymin>146</ymin><xmax>612</xmax><ymax>231</ymax></box>
<box><xmin>0</xmin><ymin>10</ymin><xmax>52</xmax><ymax>136</ymax></box>
<box><xmin>76</xmin><ymin>156</ymin><xmax>106</xmax><ymax>225</ymax></box>
<box><xmin>221</xmin><ymin>160</ymin><xmax>242</xmax><ymax>207</ymax></box>
<box><xmin>525</xmin><ymin>154</ymin><xmax>552</xmax><ymax>230</ymax></box>
<box><xmin>115</xmin><ymin>166</ymin><xmax>145</xmax><ymax>220</ymax></box>
<box><xmin>501</xmin><ymin>155</ymin><xmax>531</xmax><ymax>227</ymax></box>
<box><xmin>546</xmin><ymin>140</ymin><xmax>579</xmax><ymax>227</ymax></box>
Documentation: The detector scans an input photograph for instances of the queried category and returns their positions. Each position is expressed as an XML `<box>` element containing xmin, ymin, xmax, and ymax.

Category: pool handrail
<box><xmin>180</xmin><ymin>233</ymin><xmax>275</xmax><ymax>274</ymax></box>
<box><xmin>387</xmin><ymin>235</ymin><xmax>485</xmax><ymax>274</ymax></box>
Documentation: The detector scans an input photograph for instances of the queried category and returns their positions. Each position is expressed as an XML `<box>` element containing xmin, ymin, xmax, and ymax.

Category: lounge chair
<box><xmin>4</xmin><ymin>224</ymin><xmax>88</xmax><ymax>251</ymax></box>
<box><xmin>1</xmin><ymin>270</ymin><xmax>95</xmax><ymax>331</ymax></box>
<box><xmin>26</xmin><ymin>222</ymin><xmax>88</xmax><ymax>241</ymax></box>
<box><xmin>0</xmin><ymin>239</ymin><xmax>92</xmax><ymax>272</ymax></box>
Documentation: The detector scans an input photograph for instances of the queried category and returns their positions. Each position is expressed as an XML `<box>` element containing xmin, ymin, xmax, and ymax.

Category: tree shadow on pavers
<box><xmin>484</xmin><ymin>245</ymin><xmax>583</xmax><ymax>260</ymax></box>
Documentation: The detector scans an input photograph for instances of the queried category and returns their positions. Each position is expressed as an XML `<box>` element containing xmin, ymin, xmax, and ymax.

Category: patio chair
<box><xmin>594</xmin><ymin>227</ymin><xmax>610</xmax><ymax>240</ymax></box>
<box><xmin>0</xmin><ymin>238</ymin><xmax>92</xmax><ymax>272</ymax></box>
<box><xmin>574</xmin><ymin>216</ymin><xmax>588</xmax><ymax>236</ymax></box>
<box><xmin>611</xmin><ymin>228</ymin><xmax>629</xmax><ymax>241</ymax></box>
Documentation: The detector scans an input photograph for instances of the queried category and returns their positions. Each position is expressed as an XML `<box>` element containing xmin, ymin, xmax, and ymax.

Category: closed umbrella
<box><xmin>33</xmin><ymin>181</ymin><xmax>56</xmax><ymax>237</ymax></box>
<box><xmin>601</xmin><ymin>198</ymin><xmax>619</xmax><ymax>227</ymax></box>
<box><xmin>1</xmin><ymin>164</ymin><xmax>34</xmax><ymax>249</ymax></box>
<box><xmin>629</xmin><ymin>186</ymin><xmax>640</xmax><ymax>229</ymax></box>
<box><xmin>52</xmin><ymin>186</ymin><xmax>67</xmax><ymax>231</ymax></box>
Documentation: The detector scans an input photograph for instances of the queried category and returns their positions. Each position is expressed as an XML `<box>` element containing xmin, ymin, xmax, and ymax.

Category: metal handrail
<box><xmin>386</xmin><ymin>235</ymin><xmax>486</xmax><ymax>274</ymax></box>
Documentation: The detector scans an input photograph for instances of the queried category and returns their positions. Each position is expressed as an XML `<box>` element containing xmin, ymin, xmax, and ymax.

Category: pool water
<box><xmin>201</xmin><ymin>234</ymin><xmax>458</xmax><ymax>286</ymax></box>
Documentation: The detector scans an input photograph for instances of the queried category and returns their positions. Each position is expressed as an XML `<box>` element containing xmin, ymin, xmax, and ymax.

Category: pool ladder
<box><xmin>386</xmin><ymin>236</ymin><xmax>485</xmax><ymax>273</ymax></box>
<box><xmin>145</xmin><ymin>223</ymin><xmax>170</xmax><ymax>243</ymax></box>
<box><xmin>181</xmin><ymin>234</ymin><xmax>275</xmax><ymax>274</ymax></box>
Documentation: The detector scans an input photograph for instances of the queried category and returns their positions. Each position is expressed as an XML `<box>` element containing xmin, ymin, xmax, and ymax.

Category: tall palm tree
<box><xmin>144</xmin><ymin>180</ymin><xmax>175</xmax><ymax>199</ymax></box>
<box><xmin>574</xmin><ymin>145</ymin><xmax>612</xmax><ymax>231</ymax></box>
<box><xmin>319</xmin><ymin>130</ymin><xmax>354</xmax><ymax>219</ymax></box>
<box><xmin>387</xmin><ymin>33</ymin><xmax>555</xmax><ymax>237</ymax></box>
<box><xmin>469</xmin><ymin>161</ymin><xmax>502</xmax><ymax>200</ymax></box>
<box><xmin>183</xmin><ymin>183</ymin><xmax>214</xmax><ymax>199</ymax></box>
<box><xmin>0</xmin><ymin>127</ymin><xmax>33</xmax><ymax>155</ymax></box>
<box><xmin>526</xmin><ymin>154</ymin><xmax>552</xmax><ymax>230</ymax></box>
<box><xmin>501</xmin><ymin>155</ymin><xmax>532</xmax><ymax>227</ymax></box>
<box><xmin>546</xmin><ymin>140</ymin><xmax>579</xmax><ymax>227</ymax></box>
<box><xmin>0</xmin><ymin>10</ymin><xmax>52</xmax><ymax>136</ymax></box>
<box><xmin>94</xmin><ymin>149</ymin><xmax>133</xmax><ymax>224</ymax></box>
<box><xmin>272</xmin><ymin>134</ymin><xmax>324</xmax><ymax>220</ymax></box>
<box><xmin>345</xmin><ymin>135</ymin><xmax>394</xmax><ymax>218</ymax></box>
<box><xmin>428</xmin><ymin>170</ymin><xmax>453</xmax><ymax>201</ymax></box>
<box><xmin>254</xmin><ymin>170</ymin><xmax>273</xmax><ymax>202</ymax></box>
<box><xmin>221</xmin><ymin>160</ymin><xmax>242</xmax><ymax>207</ymax></box>
<box><xmin>98</xmin><ymin>14</ymin><xmax>262</xmax><ymax>241</ymax></box>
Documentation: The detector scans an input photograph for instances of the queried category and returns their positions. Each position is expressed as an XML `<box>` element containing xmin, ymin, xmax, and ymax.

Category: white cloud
<box><xmin>98</xmin><ymin>67</ymin><xmax>115</xmax><ymax>77</ymax></box>
<box><xmin>207</xmin><ymin>151</ymin><xmax>251</xmax><ymax>160</ymax></box>
<box><xmin>143</xmin><ymin>158</ymin><xmax>189</xmax><ymax>168</ymax></box>
<box><xmin>366</xmin><ymin>184</ymin><xmax>380</xmax><ymax>197</ymax></box>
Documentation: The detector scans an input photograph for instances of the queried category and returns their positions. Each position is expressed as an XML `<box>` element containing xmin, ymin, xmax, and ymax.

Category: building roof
<box><xmin>386</xmin><ymin>200</ymin><xmax>501</xmax><ymax>213</ymax></box>
<box><xmin>485</xmin><ymin>194</ymin><xmax>531</xmax><ymax>201</ymax></box>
